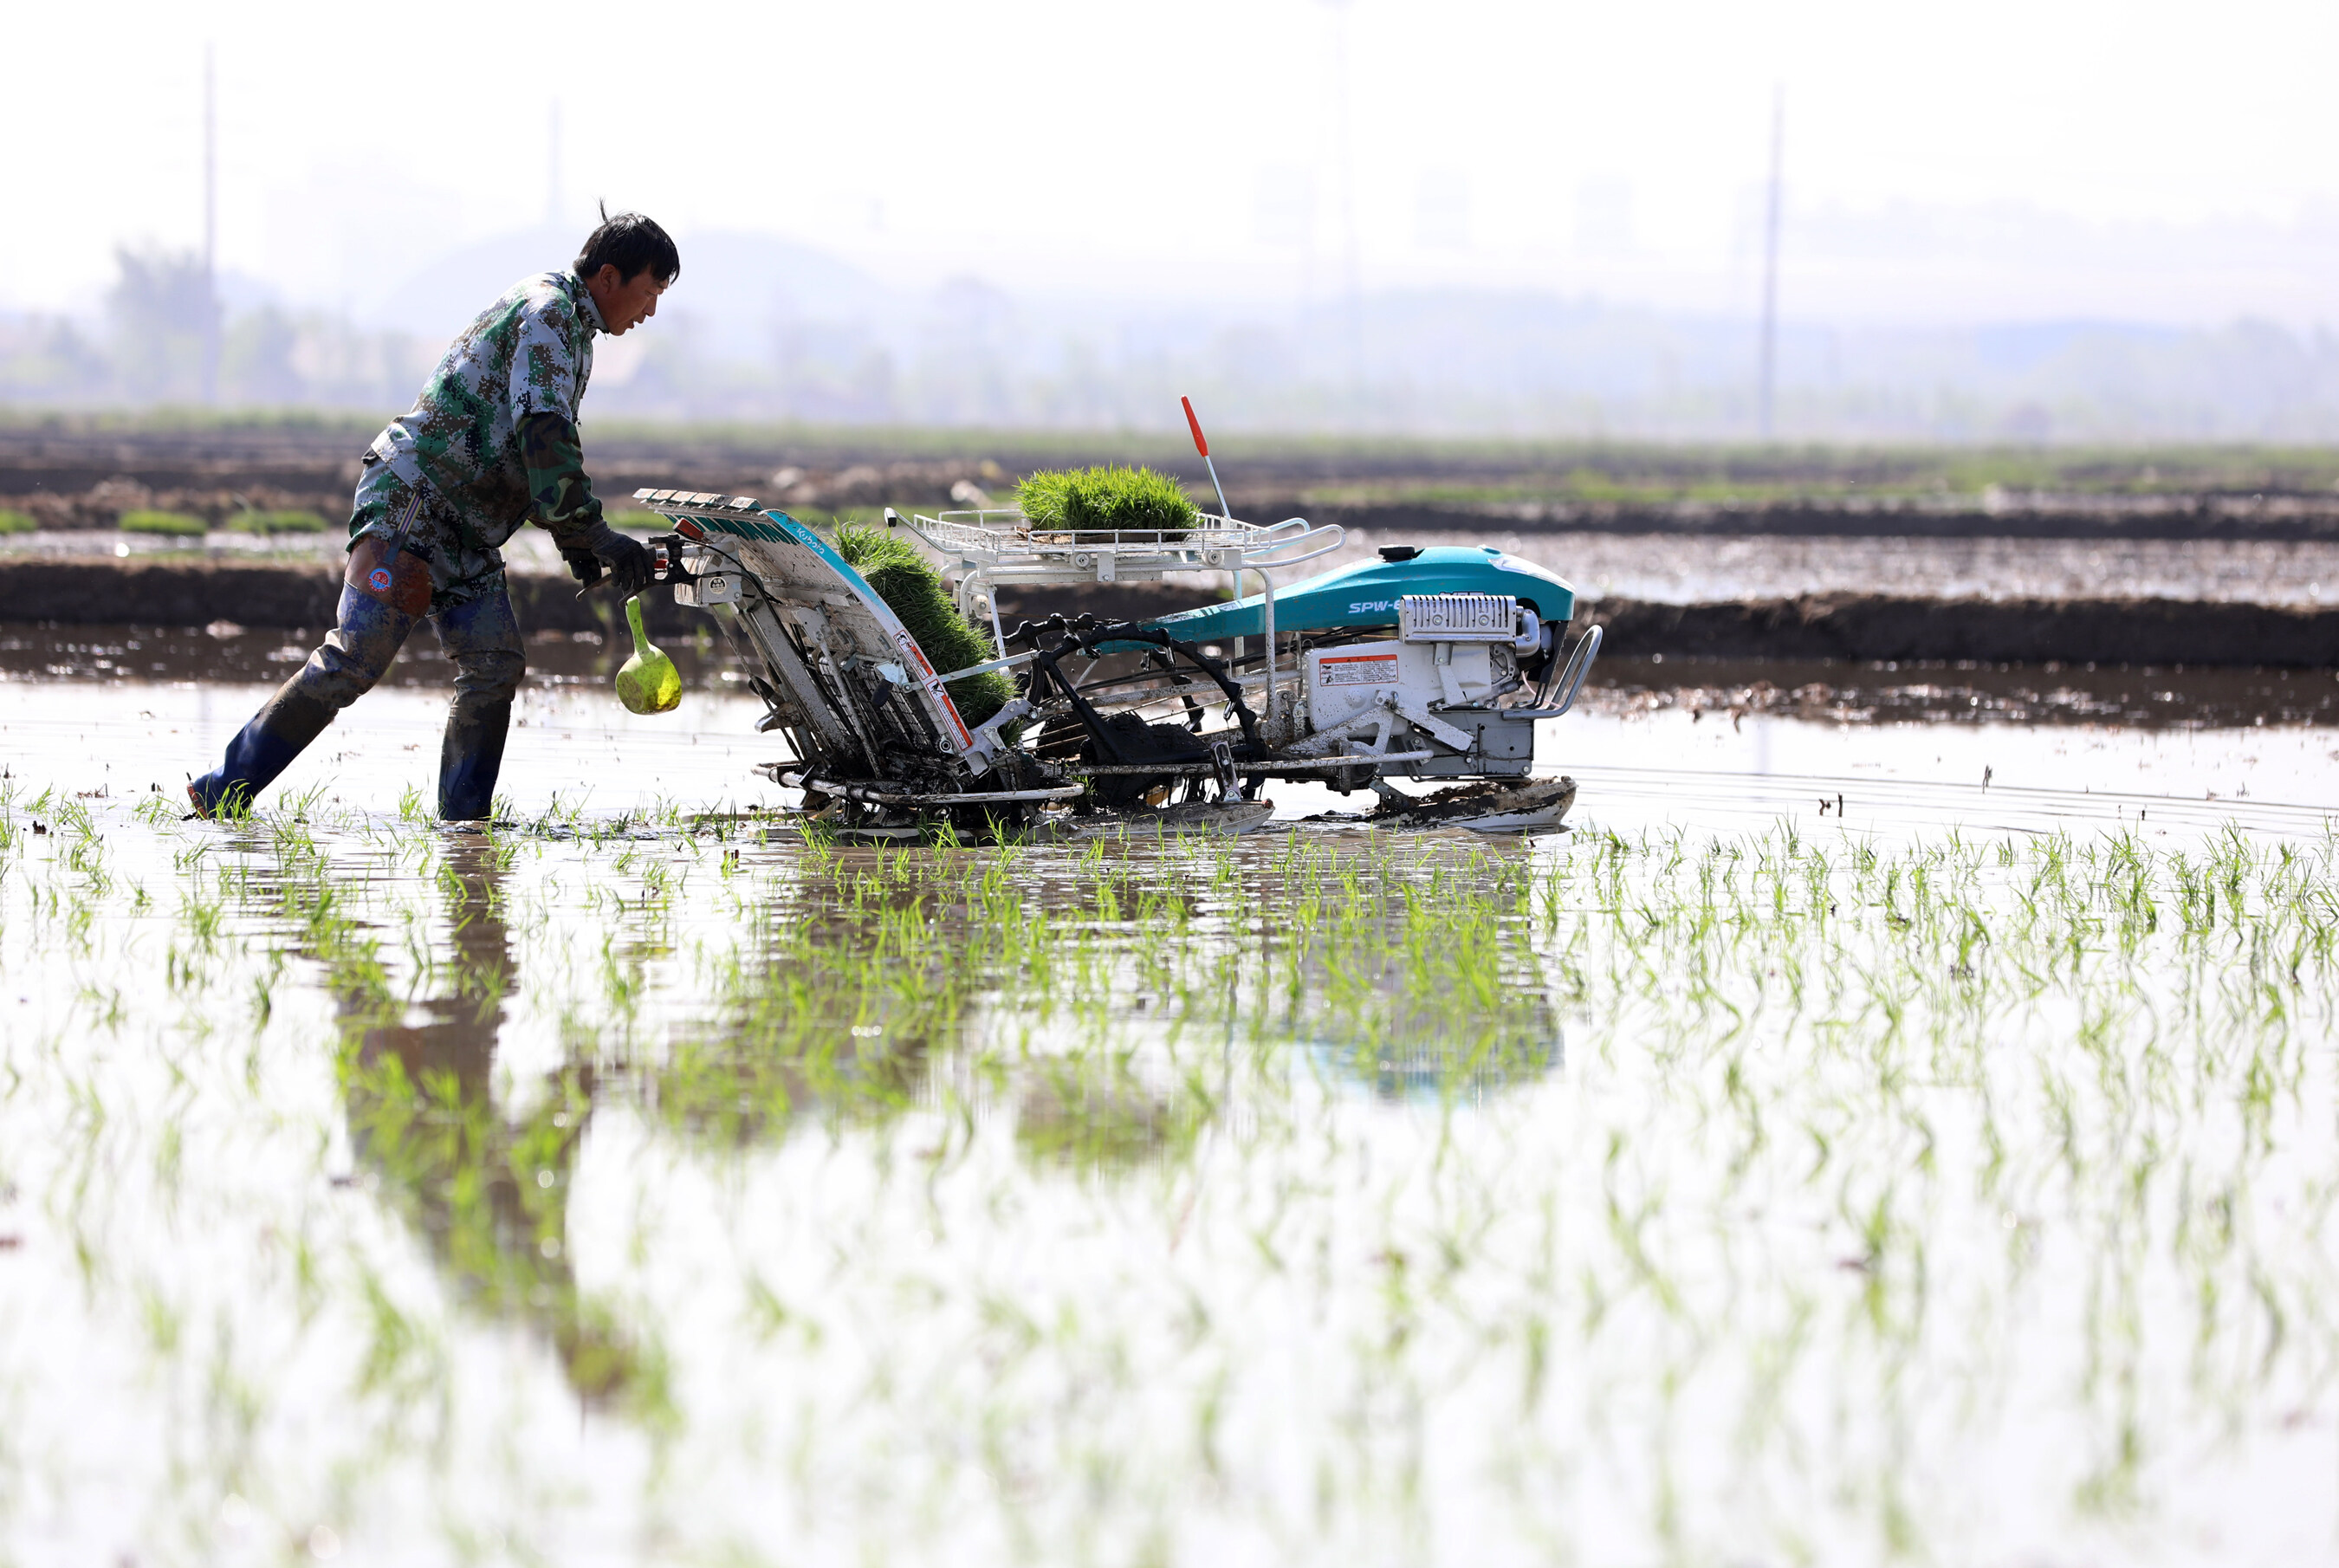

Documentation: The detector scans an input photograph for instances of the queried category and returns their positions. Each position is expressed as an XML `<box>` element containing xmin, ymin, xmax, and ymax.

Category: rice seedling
<box><xmin>1015</xmin><ymin>464</ymin><xmax>1199</xmax><ymax>537</ymax></box>
<box><xmin>117</xmin><ymin>509</ymin><xmax>206</xmax><ymax>537</ymax></box>
<box><xmin>833</xmin><ymin>520</ymin><xmax>1015</xmax><ymax>726</ymax></box>
<box><xmin>1</xmin><ymin>791</ymin><xmax>2334</xmax><ymax>1565</ymax></box>
<box><xmin>227</xmin><ymin>509</ymin><xmax>327</xmax><ymax>535</ymax></box>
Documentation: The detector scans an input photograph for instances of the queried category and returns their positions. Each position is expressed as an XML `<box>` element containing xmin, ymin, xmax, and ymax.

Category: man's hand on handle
<box><xmin>564</xmin><ymin>521</ymin><xmax>653</xmax><ymax>595</ymax></box>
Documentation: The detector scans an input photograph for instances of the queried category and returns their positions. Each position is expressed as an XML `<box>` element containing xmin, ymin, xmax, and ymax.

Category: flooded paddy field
<box><xmin>1274</xmin><ymin>529</ymin><xmax>2339</xmax><ymax>608</ymax></box>
<box><xmin>5</xmin><ymin>633</ymin><xmax>2339</xmax><ymax>1566</ymax></box>
<box><xmin>14</xmin><ymin>524</ymin><xmax>2339</xmax><ymax>610</ymax></box>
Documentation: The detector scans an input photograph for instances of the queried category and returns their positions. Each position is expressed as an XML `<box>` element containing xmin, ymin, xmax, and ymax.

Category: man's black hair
<box><xmin>576</xmin><ymin>204</ymin><xmax>680</xmax><ymax>284</ymax></box>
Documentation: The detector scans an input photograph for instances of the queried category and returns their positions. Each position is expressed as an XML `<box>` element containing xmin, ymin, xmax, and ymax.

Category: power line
<box><xmin>202</xmin><ymin>42</ymin><xmax>220</xmax><ymax>406</ymax></box>
<box><xmin>1321</xmin><ymin>0</ymin><xmax>1362</xmax><ymax>400</ymax></box>
<box><xmin>1757</xmin><ymin>85</ymin><xmax>1784</xmax><ymax>441</ymax></box>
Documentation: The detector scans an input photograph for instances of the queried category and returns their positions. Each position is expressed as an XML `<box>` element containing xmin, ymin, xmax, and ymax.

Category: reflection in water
<box><xmin>642</xmin><ymin>1022</ymin><xmax>933</xmax><ymax>1150</ymax></box>
<box><xmin>240</xmin><ymin>826</ymin><xmax>1565</xmax><ymax>1449</ymax></box>
<box><xmin>330</xmin><ymin>840</ymin><xmax>657</xmax><ymax>1413</ymax></box>
<box><xmin>1295</xmin><ymin>936</ymin><xmax>1564</xmax><ymax>1105</ymax></box>
<box><xmin>10</xmin><ymin>781</ymin><xmax>2335</xmax><ymax>1563</ymax></box>
<box><xmin>643</xmin><ymin>837</ymin><xmax>1570</xmax><ymax>1179</ymax></box>
<box><xmin>1015</xmin><ymin>1059</ymin><xmax>1204</xmax><ymax>1174</ymax></box>
<box><xmin>1306</xmin><ymin>1022</ymin><xmax>1563</xmax><ymax>1106</ymax></box>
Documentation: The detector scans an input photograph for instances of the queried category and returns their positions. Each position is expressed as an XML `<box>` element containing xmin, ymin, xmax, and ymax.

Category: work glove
<box><xmin>566</xmin><ymin>520</ymin><xmax>654</xmax><ymax>595</ymax></box>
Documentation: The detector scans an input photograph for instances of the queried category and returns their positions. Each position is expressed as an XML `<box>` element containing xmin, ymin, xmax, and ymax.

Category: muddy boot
<box><xmin>187</xmin><ymin>684</ymin><xmax>340</xmax><ymax>817</ymax></box>
<box><xmin>188</xmin><ymin>559</ymin><xmax>422</xmax><ymax>819</ymax></box>
<box><xmin>437</xmin><ymin>696</ymin><xmax>513</xmax><ymax>821</ymax></box>
<box><xmin>431</xmin><ymin>580</ymin><xmax>525</xmax><ymax>822</ymax></box>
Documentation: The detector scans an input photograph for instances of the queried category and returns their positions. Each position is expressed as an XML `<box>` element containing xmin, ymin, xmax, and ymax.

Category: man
<box><xmin>188</xmin><ymin>208</ymin><xmax>677</xmax><ymax>820</ymax></box>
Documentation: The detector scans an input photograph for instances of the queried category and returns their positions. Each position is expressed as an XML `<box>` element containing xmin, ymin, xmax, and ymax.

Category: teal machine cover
<box><xmin>1126</xmin><ymin>545</ymin><xmax>1578</xmax><ymax>642</ymax></box>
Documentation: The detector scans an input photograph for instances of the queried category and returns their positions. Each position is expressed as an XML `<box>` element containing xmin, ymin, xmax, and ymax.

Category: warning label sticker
<box><xmin>1318</xmin><ymin>653</ymin><xmax>1399</xmax><ymax>688</ymax></box>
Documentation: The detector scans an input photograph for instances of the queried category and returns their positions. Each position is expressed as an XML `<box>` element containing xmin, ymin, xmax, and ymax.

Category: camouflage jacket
<box><xmin>364</xmin><ymin>269</ymin><xmax>605</xmax><ymax>551</ymax></box>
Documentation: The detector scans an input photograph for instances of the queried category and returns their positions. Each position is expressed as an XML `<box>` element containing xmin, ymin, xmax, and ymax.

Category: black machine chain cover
<box><xmin>1085</xmin><ymin>713</ymin><xmax>1212</xmax><ymax>807</ymax></box>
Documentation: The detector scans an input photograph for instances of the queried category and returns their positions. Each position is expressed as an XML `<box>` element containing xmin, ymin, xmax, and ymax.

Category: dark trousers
<box><xmin>191</xmin><ymin>572</ymin><xmax>525</xmax><ymax>819</ymax></box>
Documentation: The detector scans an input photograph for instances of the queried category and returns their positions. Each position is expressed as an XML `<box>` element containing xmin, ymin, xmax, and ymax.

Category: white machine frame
<box><xmin>890</xmin><ymin>507</ymin><xmax>1344</xmax><ymax>728</ymax></box>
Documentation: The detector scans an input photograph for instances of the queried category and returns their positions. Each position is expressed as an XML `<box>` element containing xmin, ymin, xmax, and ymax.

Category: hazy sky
<box><xmin>11</xmin><ymin>0</ymin><xmax>2339</xmax><ymax>326</ymax></box>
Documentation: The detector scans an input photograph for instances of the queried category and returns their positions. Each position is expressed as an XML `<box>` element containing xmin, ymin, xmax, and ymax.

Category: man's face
<box><xmin>586</xmin><ymin>264</ymin><xmax>671</xmax><ymax>334</ymax></box>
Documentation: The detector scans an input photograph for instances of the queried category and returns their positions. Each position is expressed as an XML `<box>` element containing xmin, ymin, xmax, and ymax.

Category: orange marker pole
<box><xmin>1182</xmin><ymin>394</ymin><xmax>1275</xmax><ymax>727</ymax></box>
<box><xmin>1182</xmin><ymin>395</ymin><xmax>1234</xmax><ymax>522</ymax></box>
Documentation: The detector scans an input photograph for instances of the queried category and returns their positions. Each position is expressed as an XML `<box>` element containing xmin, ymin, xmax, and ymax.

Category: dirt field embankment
<box><xmin>995</xmin><ymin>582</ymin><xmax>2339</xmax><ymax>666</ymax></box>
<box><xmin>0</xmin><ymin>559</ymin><xmax>707</xmax><ymax>640</ymax></box>
<box><xmin>13</xmin><ymin>421</ymin><xmax>2339</xmax><ymax>542</ymax></box>
<box><xmin>1586</xmin><ymin>593</ymin><xmax>2339</xmax><ymax>668</ymax></box>
<box><xmin>7</xmin><ymin>558</ymin><xmax>2334</xmax><ymax>670</ymax></box>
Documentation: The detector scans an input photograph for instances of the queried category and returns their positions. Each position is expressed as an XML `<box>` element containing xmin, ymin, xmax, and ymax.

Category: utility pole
<box><xmin>1756</xmin><ymin>85</ymin><xmax>1784</xmax><ymax>441</ymax></box>
<box><xmin>201</xmin><ymin>42</ymin><xmax>220</xmax><ymax>405</ymax></box>
<box><xmin>1325</xmin><ymin>0</ymin><xmax>1362</xmax><ymax>403</ymax></box>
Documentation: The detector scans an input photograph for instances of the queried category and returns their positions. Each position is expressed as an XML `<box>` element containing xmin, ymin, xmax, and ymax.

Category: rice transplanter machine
<box><xmin>625</xmin><ymin>484</ymin><xmax>1602</xmax><ymax>836</ymax></box>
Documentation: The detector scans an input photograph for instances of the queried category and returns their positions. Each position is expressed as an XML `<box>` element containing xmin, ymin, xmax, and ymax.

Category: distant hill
<box><xmin>10</xmin><ymin>223</ymin><xmax>2339</xmax><ymax>439</ymax></box>
<box><xmin>366</xmin><ymin>225</ymin><xmax>898</xmax><ymax>340</ymax></box>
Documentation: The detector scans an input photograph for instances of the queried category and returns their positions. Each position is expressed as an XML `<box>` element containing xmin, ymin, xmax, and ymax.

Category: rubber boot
<box><xmin>189</xmin><ymin>574</ymin><xmax>418</xmax><ymax>818</ymax></box>
<box><xmin>432</xmin><ymin>581</ymin><xmax>526</xmax><ymax>821</ymax></box>
<box><xmin>187</xmin><ymin>684</ymin><xmax>340</xmax><ymax>817</ymax></box>
<box><xmin>437</xmin><ymin>696</ymin><xmax>513</xmax><ymax>820</ymax></box>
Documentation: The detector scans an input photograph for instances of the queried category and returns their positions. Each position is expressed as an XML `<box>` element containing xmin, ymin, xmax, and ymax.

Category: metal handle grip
<box><xmin>1535</xmin><ymin>623</ymin><xmax>1603</xmax><ymax>716</ymax></box>
<box><xmin>1240</xmin><ymin>519</ymin><xmax>1345</xmax><ymax>568</ymax></box>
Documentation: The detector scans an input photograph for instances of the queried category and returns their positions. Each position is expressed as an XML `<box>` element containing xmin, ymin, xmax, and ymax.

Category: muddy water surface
<box><xmin>16</xmin><ymin>525</ymin><xmax>2339</xmax><ymax>605</ymax></box>
<box><xmin>3</xmin><ymin>643</ymin><xmax>2337</xmax><ymax>1566</ymax></box>
<box><xmin>1285</xmin><ymin>528</ymin><xmax>2339</xmax><ymax>606</ymax></box>
<box><xmin>10</xmin><ymin>624</ymin><xmax>2334</xmax><ymax>836</ymax></box>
